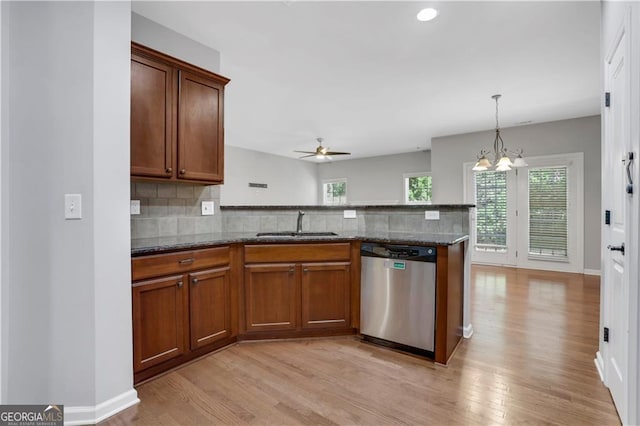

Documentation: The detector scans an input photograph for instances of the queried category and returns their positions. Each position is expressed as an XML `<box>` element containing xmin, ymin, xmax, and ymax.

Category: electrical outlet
<box><xmin>130</xmin><ymin>200</ymin><xmax>141</xmax><ymax>215</ymax></box>
<box><xmin>65</xmin><ymin>194</ymin><xmax>82</xmax><ymax>220</ymax></box>
<box><xmin>425</xmin><ymin>210</ymin><xmax>440</xmax><ymax>220</ymax></box>
<box><xmin>343</xmin><ymin>210</ymin><xmax>357</xmax><ymax>219</ymax></box>
<box><xmin>201</xmin><ymin>200</ymin><xmax>214</xmax><ymax>216</ymax></box>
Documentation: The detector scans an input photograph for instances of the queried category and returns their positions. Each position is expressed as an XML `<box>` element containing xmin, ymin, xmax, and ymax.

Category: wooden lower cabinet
<box><xmin>132</xmin><ymin>245</ymin><xmax>238</xmax><ymax>383</ymax></box>
<box><xmin>244</xmin><ymin>264</ymin><xmax>299</xmax><ymax>332</ymax></box>
<box><xmin>132</xmin><ymin>274</ymin><xmax>187</xmax><ymax>373</ymax></box>
<box><xmin>241</xmin><ymin>243</ymin><xmax>355</xmax><ymax>338</ymax></box>
<box><xmin>301</xmin><ymin>262</ymin><xmax>351</xmax><ymax>330</ymax></box>
<box><xmin>189</xmin><ymin>267</ymin><xmax>232</xmax><ymax>350</ymax></box>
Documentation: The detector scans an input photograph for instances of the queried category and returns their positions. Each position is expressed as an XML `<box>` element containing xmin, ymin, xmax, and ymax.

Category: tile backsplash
<box><xmin>130</xmin><ymin>182</ymin><xmax>221</xmax><ymax>239</ymax></box>
<box><xmin>131</xmin><ymin>182</ymin><xmax>470</xmax><ymax>239</ymax></box>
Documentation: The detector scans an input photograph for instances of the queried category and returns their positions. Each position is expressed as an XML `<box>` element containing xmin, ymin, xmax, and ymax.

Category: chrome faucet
<box><xmin>296</xmin><ymin>211</ymin><xmax>305</xmax><ymax>233</ymax></box>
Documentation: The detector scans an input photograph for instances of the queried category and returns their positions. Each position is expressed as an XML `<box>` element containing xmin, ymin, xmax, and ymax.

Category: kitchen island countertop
<box><xmin>131</xmin><ymin>231</ymin><xmax>469</xmax><ymax>256</ymax></box>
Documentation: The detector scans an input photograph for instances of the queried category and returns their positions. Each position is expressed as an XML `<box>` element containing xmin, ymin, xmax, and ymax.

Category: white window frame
<box><xmin>322</xmin><ymin>178</ymin><xmax>348</xmax><ymax>205</ymax></box>
<box><xmin>463</xmin><ymin>152</ymin><xmax>584</xmax><ymax>274</ymax></box>
<box><xmin>403</xmin><ymin>172</ymin><xmax>432</xmax><ymax>204</ymax></box>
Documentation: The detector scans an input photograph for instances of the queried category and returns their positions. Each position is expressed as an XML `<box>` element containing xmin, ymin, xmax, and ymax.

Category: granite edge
<box><xmin>132</xmin><ymin>233</ymin><xmax>470</xmax><ymax>256</ymax></box>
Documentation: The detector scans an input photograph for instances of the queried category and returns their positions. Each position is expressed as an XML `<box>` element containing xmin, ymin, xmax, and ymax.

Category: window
<box><xmin>528</xmin><ymin>167</ymin><xmax>568</xmax><ymax>259</ymax></box>
<box><xmin>322</xmin><ymin>179</ymin><xmax>347</xmax><ymax>205</ymax></box>
<box><xmin>404</xmin><ymin>173</ymin><xmax>432</xmax><ymax>204</ymax></box>
<box><xmin>474</xmin><ymin>171</ymin><xmax>508</xmax><ymax>252</ymax></box>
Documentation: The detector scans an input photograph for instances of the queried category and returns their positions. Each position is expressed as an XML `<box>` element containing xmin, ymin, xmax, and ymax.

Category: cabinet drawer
<box><xmin>132</xmin><ymin>246</ymin><xmax>230</xmax><ymax>281</ymax></box>
<box><xmin>244</xmin><ymin>243</ymin><xmax>351</xmax><ymax>263</ymax></box>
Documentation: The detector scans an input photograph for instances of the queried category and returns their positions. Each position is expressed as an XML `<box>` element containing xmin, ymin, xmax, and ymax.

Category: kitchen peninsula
<box><xmin>131</xmin><ymin>204</ymin><xmax>472</xmax><ymax>384</ymax></box>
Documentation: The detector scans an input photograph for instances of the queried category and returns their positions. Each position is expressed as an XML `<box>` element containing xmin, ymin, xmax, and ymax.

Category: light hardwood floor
<box><xmin>104</xmin><ymin>265</ymin><xmax>620</xmax><ymax>425</ymax></box>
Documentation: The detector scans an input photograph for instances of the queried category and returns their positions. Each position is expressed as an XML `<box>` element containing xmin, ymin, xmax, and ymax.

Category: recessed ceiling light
<box><xmin>417</xmin><ymin>8</ymin><xmax>438</xmax><ymax>22</ymax></box>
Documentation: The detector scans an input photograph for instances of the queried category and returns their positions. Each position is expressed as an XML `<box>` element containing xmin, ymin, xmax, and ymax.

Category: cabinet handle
<box><xmin>165</xmin><ymin>167</ymin><xmax>173</xmax><ymax>174</ymax></box>
<box><xmin>179</xmin><ymin>169</ymin><xmax>186</xmax><ymax>175</ymax></box>
<box><xmin>178</xmin><ymin>258</ymin><xmax>195</xmax><ymax>265</ymax></box>
<box><xmin>303</xmin><ymin>268</ymin><xmax>309</xmax><ymax>273</ymax></box>
<box><xmin>288</xmin><ymin>267</ymin><xmax>295</xmax><ymax>273</ymax></box>
<box><xmin>177</xmin><ymin>281</ymin><xmax>183</xmax><ymax>288</ymax></box>
<box><xmin>192</xmin><ymin>278</ymin><xmax>199</xmax><ymax>285</ymax></box>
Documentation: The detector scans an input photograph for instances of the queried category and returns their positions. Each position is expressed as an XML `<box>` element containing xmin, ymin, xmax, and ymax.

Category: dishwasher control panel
<box><xmin>361</xmin><ymin>243</ymin><xmax>436</xmax><ymax>262</ymax></box>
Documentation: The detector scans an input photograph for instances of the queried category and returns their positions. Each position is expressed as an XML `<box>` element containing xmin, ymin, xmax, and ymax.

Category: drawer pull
<box><xmin>180</xmin><ymin>169</ymin><xmax>186</xmax><ymax>175</ymax></box>
<box><xmin>165</xmin><ymin>167</ymin><xmax>173</xmax><ymax>174</ymax></box>
<box><xmin>192</xmin><ymin>278</ymin><xmax>199</xmax><ymax>285</ymax></box>
<box><xmin>178</xmin><ymin>258</ymin><xmax>195</xmax><ymax>265</ymax></box>
<box><xmin>177</xmin><ymin>281</ymin><xmax>183</xmax><ymax>288</ymax></box>
<box><xmin>289</xmin><ymin>267</ymin><xmax>295</xmax><ymax>273</ymax></box>
<box><xmin>303</xmin><ymin>268</ymin><xmax>309</xmax><ymax>273</ymax></box>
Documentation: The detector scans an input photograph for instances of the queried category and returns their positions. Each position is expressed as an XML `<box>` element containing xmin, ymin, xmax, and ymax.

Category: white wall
<box><xmin>221</xmin><ymin>145</ymin><xmax>318</xmax><ymax>205</ymax></box>
<box><xmin>431</xmin><ymin>116</ymin><xmax>601</xmax><ymax>271</ymax></box>
<box><xmin>93</xmin><ymin>1</ymin><xmax>136</xmax><ymax>411</ymax></box>
<box><xmin>131</xmin><ymin>12</ymin><xmax>220</xmax><ymax>72</ymax></box>
<box><xmin>316</xmin><ymin>151</ymin><xmax>431</xmax><ymax>204</ymax></box>
<box><xmin>2</xmin><ymin>1</ymin><xmax>136</xmax><ymax>420</ymax></box>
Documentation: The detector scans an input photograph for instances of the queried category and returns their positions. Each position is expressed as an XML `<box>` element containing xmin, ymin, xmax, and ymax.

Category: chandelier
<box><xmin>473</xmin><ymin>94</ymin><xmax>527</xmax><ymax>171</ymax></box>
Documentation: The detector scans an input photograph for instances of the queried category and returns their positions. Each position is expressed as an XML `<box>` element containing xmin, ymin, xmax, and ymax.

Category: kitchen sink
<box><xmin>255</xmin><ymin>231</ymin><xmax>338</xmax><ymax>238</ymax></box>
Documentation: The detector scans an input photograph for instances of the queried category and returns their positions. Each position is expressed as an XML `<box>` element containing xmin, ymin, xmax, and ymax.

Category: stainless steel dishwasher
<box><xmin>360</xmin><ymin>242</ymin><xmax>436</xmax><ymax>357</ymax></box>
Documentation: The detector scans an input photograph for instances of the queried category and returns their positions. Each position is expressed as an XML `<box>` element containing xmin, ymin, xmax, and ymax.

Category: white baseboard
<box><xmin>64</xmin><ymin>388</ymin><xmax>139</xmax><ymax>425</ymax></box>
<box><xmin>594</xmin><ymin>351</ymin><xmax>605</xmax><ymax>382</ymax></box>
<box><xmin>584</xmin><ymin>269</ymin><xmax>601</xmax><ymax>276</ymax></box>
<box><xmin>463</xmin><ymin>324</ymin><xmax>474</xmax><ymax>338</ymax></box>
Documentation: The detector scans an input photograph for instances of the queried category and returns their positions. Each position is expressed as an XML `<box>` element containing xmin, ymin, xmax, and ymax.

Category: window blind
<box><xmin>475</xmin><ymin>171</ymin><xmax>507</xmax><ymax>250</ymax></box>
<box><xmin>528</xmin><ymin>167</ymin><xmax>568</xmax><ymax>257</ymax></box>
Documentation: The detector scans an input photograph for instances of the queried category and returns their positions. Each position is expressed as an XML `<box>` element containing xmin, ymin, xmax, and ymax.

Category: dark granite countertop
<box><xmin>131</xmin><ymin>231</ymin><xmax>469</xmax><ymax>256</ymax></box>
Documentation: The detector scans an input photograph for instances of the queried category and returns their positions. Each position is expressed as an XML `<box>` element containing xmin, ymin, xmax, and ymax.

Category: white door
<box><xmin>602</xmin><ymin>20</ymin><xmax>630</xmax><ymax>422</ymax></box>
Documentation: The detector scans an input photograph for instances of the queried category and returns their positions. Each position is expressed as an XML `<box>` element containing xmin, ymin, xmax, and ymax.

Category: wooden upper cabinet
<box><xmin>130</xmin><ymin>43</ymin><xmax>230</xmax><ymax>184</ymax></box>
<box><xmin>130</xmin><ymin>54</ymin><xmax>175</xmax><ymax>178</ymax></box>
<box><xmin>178</xmin><ymin>71</ymin><xmax>225</xmax><ymax>182</ymax></box>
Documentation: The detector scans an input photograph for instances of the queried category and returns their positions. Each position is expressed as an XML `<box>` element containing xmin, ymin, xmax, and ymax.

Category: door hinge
<box><xmin>516</xmin><ymin>209</ymin><xmax>518</xmax><ymax>217</ymax></box>
<box><xmin>604</xmin><ymin>327</ymin><xmax>610</xmax><ymax>342</ymax></box>
<box><xmin>605</xmin><ymin>92</ymin><xmax>611</xmax><ymax>107</ymax></box>
<box><xmin>605</xmin><ymin>209</ymin><xmax>611</xmax><ymax>225</ymax></box>
<box><xmin>515</xmin><ymin>250</ymin><xmax>518</xmax><ymax>258</ymax></box>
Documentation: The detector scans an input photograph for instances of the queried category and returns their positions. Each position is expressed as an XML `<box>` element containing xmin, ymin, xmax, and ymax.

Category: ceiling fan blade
<box><xmin>299</xmin><ymin>154</ymin><xmax>316</xmax><ymax>158</ymax></box>
<box><xmin>294</xmin><ymin>150</ymin><xmax>316</xmax><ymax>154</ymax></box>
<box><xmin>325</xmin><ymin>151</ymin><xmax>351</xmax><ymax>156</ymax></box>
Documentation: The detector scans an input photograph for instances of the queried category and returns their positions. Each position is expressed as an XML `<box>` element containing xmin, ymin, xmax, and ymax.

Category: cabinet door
<box><xmin>301</xmin><ymin>262</ymin><xmax>351</xmax><ymax>330</ymax></box>
<box><xmin>244</xmin><ymin>264</ymin><xmax>299</xmax><ymax>332</ymax></box>
<box><xmin>132</xmin><ymin>275</ymin><xmax>186</xmax><ymax>373</ymax></box>
<box><xmin>178</xmin><ymin>70</ymin><xmax>225</xmax><ymax>183</ymax></box>
<box><xmin>189</xmin><ymin>267</ymin><xmax>231</xmax><ymax>350</ymax></box>
<box><xmin>130</xmin><ymin>53</ymin><xmax>175</xmax><ymax>178</ymax></box>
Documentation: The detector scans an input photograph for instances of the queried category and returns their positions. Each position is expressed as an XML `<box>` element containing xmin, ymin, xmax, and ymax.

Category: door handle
<box><xmin>607</xmin><ymin>243</ymin><xmax>625</xmax><ymax>255</ymax></box>
<box><xmin>192</xmin><ymin>278</ymin><xmax>199</xmax><ymax>285</ymax></box>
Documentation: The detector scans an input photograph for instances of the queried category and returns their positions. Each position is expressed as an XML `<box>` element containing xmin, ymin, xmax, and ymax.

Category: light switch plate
<box><xmin>65</xmin><ymin>194</ymin><xmax>82</xmax><ymax>220</ymax></box>
<box><xmin>425</xmin><ymin>210</ymin><xmax>440</xmax><ymax>220</ymax></box>
<box><xmin>130</xmin><ymin>200</ymin><xmax>141</xmax><ymax>215</ymax></box>
<box><xmin>343</xmin><ymin>210</ymin><xmax>357</xmax><ymax>219</ymax></box>
<box><xmin>201</xmin><ymin>200</ymin><xmax>215</xmax><ymax>216</ymax></box>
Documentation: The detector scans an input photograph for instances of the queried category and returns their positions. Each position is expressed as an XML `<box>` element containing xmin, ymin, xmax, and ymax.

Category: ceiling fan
<box><xmin>294</xmin><ymin>137</ymin><xmax>351</xmax><ymax>160</ymax></box>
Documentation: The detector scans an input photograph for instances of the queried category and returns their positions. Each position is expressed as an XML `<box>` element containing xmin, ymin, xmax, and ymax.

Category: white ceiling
<box><xmin>132</xmin><ymin>1</ymin><xmax>601</xmax><ymax>161</ymax></box>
